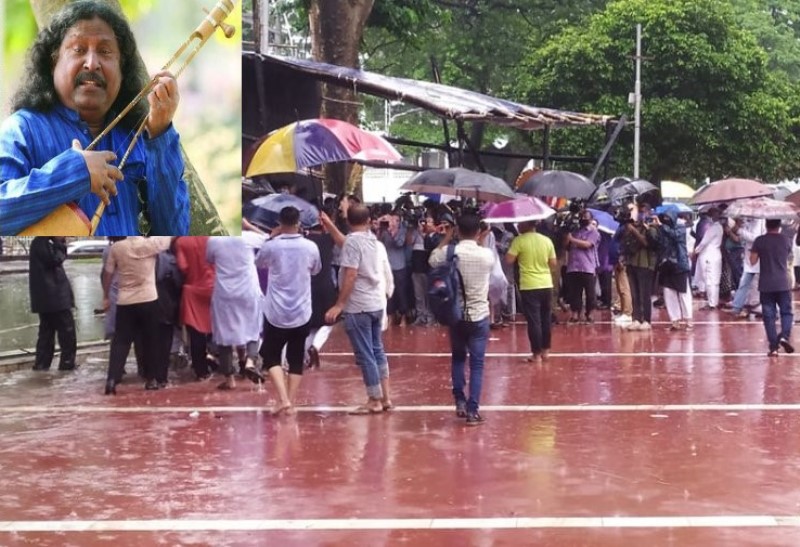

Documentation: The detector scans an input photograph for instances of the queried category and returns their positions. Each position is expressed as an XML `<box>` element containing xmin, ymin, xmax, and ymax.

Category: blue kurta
<box><xmin>206</xmin><ymin>237</ymin><xmax>262</xmax><ymax>346</ymax></box>
<box><xmin>0</xmin><ymin>104</ymin><xmax>189</xmax><ymax>236</ymax></box>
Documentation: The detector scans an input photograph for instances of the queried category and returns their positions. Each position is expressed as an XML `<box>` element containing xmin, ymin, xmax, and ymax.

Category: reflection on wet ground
<box><xmin>0</xmin><ymin>260</ymin><xmax>106</xmax><ymax>352</ymax></box>
<box><xmin>1</xmin><ymin>304</ymin><xmax>800</xmax><ymax>545</ymax></box>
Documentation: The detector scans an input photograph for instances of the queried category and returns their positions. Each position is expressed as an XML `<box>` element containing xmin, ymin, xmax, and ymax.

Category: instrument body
<box><xmin>17</xmin><ymin>0</ymin><xmax>237</xmax><ymax>236</ymax></box>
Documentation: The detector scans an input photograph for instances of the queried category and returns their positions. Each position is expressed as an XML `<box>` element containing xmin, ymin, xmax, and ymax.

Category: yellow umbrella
<box><xmin>660</xmin><ymin>180</ymin><xmax>695</xmax><ymax>200</ymax></box>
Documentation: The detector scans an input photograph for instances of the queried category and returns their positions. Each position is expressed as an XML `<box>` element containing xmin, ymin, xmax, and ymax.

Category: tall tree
<box><xmin>517</xmin><ymin>0</ymin><xmax>800</xmax><ymax>183</ymax></box>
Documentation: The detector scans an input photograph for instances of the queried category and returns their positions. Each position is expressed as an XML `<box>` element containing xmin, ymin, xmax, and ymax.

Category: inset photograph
<box><xmin>1</xmin><ymin>0</ymin><xmax>241</xmax><ymax>236</ymax></box>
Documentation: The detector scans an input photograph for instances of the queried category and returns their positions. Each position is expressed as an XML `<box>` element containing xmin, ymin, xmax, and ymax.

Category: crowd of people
<box><xmin>24</xmin><ymin>191</ymin><xmax>799</xmax><ymax>426</ymax></box>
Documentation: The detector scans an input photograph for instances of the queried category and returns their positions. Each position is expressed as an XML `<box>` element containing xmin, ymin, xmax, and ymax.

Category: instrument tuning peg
<box><xmin>203</xmin><ymin>7</ymin><xmax>236</xmax><ymax>38</ymax></box>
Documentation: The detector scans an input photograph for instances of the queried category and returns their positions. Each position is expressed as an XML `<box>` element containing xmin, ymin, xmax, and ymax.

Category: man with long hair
<box><xmin>0</xmin><ymin>0</ymin><xmax>188</xmax><ymax>235</ymax></box>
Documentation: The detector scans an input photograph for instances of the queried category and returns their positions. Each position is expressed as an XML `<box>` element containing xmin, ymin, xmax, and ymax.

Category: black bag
<box><xmin>427</xmin><ymin>244</ymin><xmax>467</xmax><ymax>326</ymax></box>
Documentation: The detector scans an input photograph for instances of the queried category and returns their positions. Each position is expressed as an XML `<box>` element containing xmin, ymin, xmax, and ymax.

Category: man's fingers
<box><xmin>107</xmin><ymin>165</ymin><xmax>124</xmax><ymax>182</ymax></box>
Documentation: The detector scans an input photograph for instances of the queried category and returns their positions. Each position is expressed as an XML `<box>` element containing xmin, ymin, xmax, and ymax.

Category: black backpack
<box><xmin>427</xmin><ymin>244</ymin><xmax>467</xmax><ymax>326</ymax></box>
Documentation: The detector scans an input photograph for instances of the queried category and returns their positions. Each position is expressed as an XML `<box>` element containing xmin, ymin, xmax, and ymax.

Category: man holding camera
<box><xmin>565</xmin><ymin>209</ymin><xmax>600</xmax><ymax>324</ymax></box>
<box><xmin>378</xmin><ymin>211</ymin><xmax>411</xmax><ymax>326</ymax></box>
<box><xmin>618</xmin><ymin>202</ymin><xmax>659</xmax><ymax>330</ymax></box>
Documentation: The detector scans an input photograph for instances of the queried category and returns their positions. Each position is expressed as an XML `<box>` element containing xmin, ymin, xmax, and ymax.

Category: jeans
<box><xmin>343</xmin><ymin>311</ymin><xmax>389</xmax><ymax>399</ymax></box>
<box><xmin>449</xmin><ymin>318</ymin><xmax>490</xmax><ymax>414</ymax></box>
<box><xmin>760</xmin><ymin>291</ymin><xmax>793</xmax><ymax>352</ymax></box>
<box><xmin>732</xmin><ymin>272</ymin><xmax>757</xmax><ymax>312</ymax></box>
<box><xmin>520</xmin><ymin>288</ymin><xmax>552</xmax><ymax>354</ymax></box>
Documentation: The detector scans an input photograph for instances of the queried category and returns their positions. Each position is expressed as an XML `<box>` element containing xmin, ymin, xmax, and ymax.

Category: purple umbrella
<box><xmin>483</xmin><ymin>196</ymin><xmax>555</xmax><ymax>223</ymax></box>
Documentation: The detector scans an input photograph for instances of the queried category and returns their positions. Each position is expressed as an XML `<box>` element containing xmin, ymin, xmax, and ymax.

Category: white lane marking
<box><xmin>1</xmin><ymin>516</ymin><xmax>800</xmax><ymax>532</ymax></box>
<box><xmin>3</xmin><ymin>403</ymin><xmax>800</xmax><ymax>413</ymax></box>
<box><xmin>323</xmin><ymin>352</ymin><xmax>798</xmax><ymax>358</ymax></box>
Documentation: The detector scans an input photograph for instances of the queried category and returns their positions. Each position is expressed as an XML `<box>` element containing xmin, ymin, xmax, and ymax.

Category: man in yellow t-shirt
<box><xmin>506</xmin><ymin>221</ymin><xmax>557</xmax><ymax>363</ymax></box>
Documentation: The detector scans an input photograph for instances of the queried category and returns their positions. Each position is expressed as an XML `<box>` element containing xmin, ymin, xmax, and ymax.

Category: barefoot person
<box><xmin>323</xmin><ymin>205</ymin><xmax>394</xmax><ymax>415</ymax></box>
<box><xmin>254</xmin><ymin>207</ymin><xmax>321</xmax><ymax>415</ymax></box>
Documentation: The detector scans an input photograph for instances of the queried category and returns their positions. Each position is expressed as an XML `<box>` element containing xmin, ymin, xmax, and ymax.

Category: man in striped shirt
<box><xmin>429</xmin><ymin>213</ymin><xmax>495</xmax><ymax>426</ymax></box>
<box><xmin>0</xmin><ymin>1</ymin><xmax>188</xmax><ymax>236</ymax></box>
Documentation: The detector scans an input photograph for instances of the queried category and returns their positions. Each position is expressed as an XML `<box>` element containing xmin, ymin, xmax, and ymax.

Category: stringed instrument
<box><xmin>19</xmin><ymin>0</ymin><xmax>236</xmax><ymax>236</ymax></box>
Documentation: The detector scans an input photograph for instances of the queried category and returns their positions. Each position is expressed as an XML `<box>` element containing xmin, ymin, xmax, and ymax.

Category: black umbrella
<box><xmin>518</xmin><ymin>170</ymin><xmax>595</xmax><ymax>200</ymax></box>
<box><xmin>400</xmin><ymin>168</ymin><xmax>515</xmax><ymax>202</ymax></box>
<box><xmin>590</xmin><ymin>176</ymin><xmax>660</xmax><ymax>206</ymax></box>
<box><xmin>243</xmin><ymin>193</ymin><xmax>320</xmax><ymax>230</ymax></box>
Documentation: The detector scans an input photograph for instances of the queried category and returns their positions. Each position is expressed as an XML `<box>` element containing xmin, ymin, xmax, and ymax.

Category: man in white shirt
<box><xmin>731</xmin><ymin>218</ymin><xmax>765</xmax><ymax>317</ymax></box>
<box><xmin>255</xmin><ymin>207</ymin><xmax>321</xmax><ymax>415</ymax></box>
<box><xmin>692</xmin><ymin>207</ymin><xmax>724</xmax><ymax>309</ymax></box>
<box><xmin>429</xmin><ymin>213</ymin><xmax>495</xmax><ymax>426</ymax></box>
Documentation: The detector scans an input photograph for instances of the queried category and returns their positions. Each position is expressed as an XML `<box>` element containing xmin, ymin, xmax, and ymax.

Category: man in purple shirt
<box><xmin>565</xmin><ymin>209</ymin><xmax>600</xmax><ymax>324</ymax></box>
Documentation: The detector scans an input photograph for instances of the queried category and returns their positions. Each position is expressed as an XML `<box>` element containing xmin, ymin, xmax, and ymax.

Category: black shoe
<box><xmin>455</xmin><ymin>401</ymin><xmax>467</xmax><ymax>418</ymax></box>
<box><xmin>32</xmin><ymin>365</ymin><xmax>50</xmax><ymax>371</ymax></box>
<box><xmin>157</xmin><ymin>381</ymin><xmax>168</xmax><ymax>389</ymax></box>
<box><xmin>779</xmin><ymin>336</ymin><xmax>795</xmax><ymax>354</ymax></box>
<box><xmin>144</xmin><ymin>379</ymin><xmax>159</xmax><ymax>390</ymax></box>
<box><xmin>243</xmin><ymin>364</ymin><xmax>265</xmax><ymax>384</ymax></box>
<box><xmin>466</xmin><ymin>412</ymin><xmax>485</xmax><ymax>426</ymax></box>
<box><xmin>58</xmin><ymin>364</ymin><xmax>76</xmax><ymax>371</ymax></box>
<box><xmin>104</xmin><ymin>379</ymin><xmax>117</xmax><ymax>395</ymax></box>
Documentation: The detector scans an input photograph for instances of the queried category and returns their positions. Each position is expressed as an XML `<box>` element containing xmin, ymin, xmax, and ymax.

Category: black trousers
<box><xmin>598</xmin><ymin>270</ymin><xmax>613</xmax><ymax>307</ymax></box>
<box><xmin>520</xmin><ymin>288</ymin><xmax>553</xmax><ymax>354</ymax></box>
<box><xmin>261</xmin><ymin>320</ymin><xmax>311</xmax><ymax>375</ymax></box>
<box><xmin>34</xmin><ymin>310</ymin><xmax>77</xmax><ymax>370</ymax></box>
<box><xmin>107</xmin><ymin>301</ymin><xmax>159</xmax><ymax>383</ymax></box>
<box><xmin>187</xmin><ymin>325</ymin><xmax>212</xmax><ymax>378</ymax></box>
<box><xmin>566</xmin><ymin>272</ymin><xmax>597</xmax><ymax>315</ymax></box>
<box><xmin>153</xmin><ymin>323</ymin><xmax>174</xmax><ymax>384</ymax></box>
<box><xmin>628</xmin><ymin>265</ymin><xmax>655</xmax><ymax>324</ymax></box>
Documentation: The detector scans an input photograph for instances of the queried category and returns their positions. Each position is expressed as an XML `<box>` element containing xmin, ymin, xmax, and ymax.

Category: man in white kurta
<box><xmin>206</xmin><ymin>237</ymin><xmax>262</xmax><ymax>390</ymax></box>
<box><xmin>693</xmin><ymin>208</ymin><xmax>724</xmax><ymax>309</ymax></box>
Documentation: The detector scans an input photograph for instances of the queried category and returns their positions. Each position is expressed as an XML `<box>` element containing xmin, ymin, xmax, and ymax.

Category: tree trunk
<box><xmin>309</xmin><ymin>0</ymin><xmax>375</xmax><ymax>197</ymax></box>
<box><xmin>29</xmin><ymin>0</ymin><xmax>228</xmax><ymax>235</ymax></box>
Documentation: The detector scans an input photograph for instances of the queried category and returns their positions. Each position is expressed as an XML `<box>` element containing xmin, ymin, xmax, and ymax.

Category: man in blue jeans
<box><xmin>750</xmin><ymin>219</ymin><xmax>794</xmax><ymax>357</ymax></box>
<box><xmin>325</xmin><ymin>205</ymin><xmax>394</xmax><ymax>415</ymax></box>
<box><xmin>429</xmin><ymin>213</ymin><xmax>495</xmax><ymax>425</ymax></box>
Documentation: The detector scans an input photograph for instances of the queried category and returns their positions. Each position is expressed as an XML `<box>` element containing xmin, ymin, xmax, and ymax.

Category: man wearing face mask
<box><xmin>618</xmin><ymin>202</ymin><xmax>659</xmax><ymax>330</ymax></box>
<box><xmin>564</xmin><ymin>209</ymin><xmax>601</xmax><ymax>324</ymax></box>
<box><xmin>0</xmin><ymin>0</ymin><xmax>188</xmax><ymax>235</ymax></box>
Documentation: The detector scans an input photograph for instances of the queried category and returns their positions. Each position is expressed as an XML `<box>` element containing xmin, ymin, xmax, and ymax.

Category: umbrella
<box><xmin>483</xmin><ymin>196</ymin><xmax>555</xmax><ymax>223</ymax></box>
<box><xmin>689</xmin><ymin>178</ymin><xmax>773</xmax><ymax>205</ymax></box>
<box><xmin>725</xmin><ymin>197</ymin><xmax>800</xmax><ymax>220</ymax></box>
<box><xmin>660</xmin><ymin>180</ymin><xmax>695</xmax><ymax>200</ymax></box>
<box><xmin>655</xmin><ymin>202</ymin><xmax>693</xmax><ymax>215</ymax></box>
<box><xmin>243</xmin><ymin>193</ymin><xmax>320</xmax><ymax>230</ymax></box>
<box><xmin>587</xmin><ymin>208</ymin><xmax>620</xmax><ymax>235</ymax></box>
<box><xmin>245</xmin><ymin>118</ymin><xmax>402</xmax><ymax>177</ymax></box>
<box><xmin>400</xmin><ymin>168</ymin><xmax>515</xmax><ymax>202</ymax></box>
<box><xmin>590</xmin><ymin>176</ymin><xmax>659</xmax><ymax>206</ymax></box>
<box><xmin>518</xmin><ymin>170</ymin><xmax>596</xmax><ymax>200</ymax></box>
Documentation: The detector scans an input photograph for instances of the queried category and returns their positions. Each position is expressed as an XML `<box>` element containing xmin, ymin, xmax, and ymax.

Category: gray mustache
<box><xmin>74</xmin><ymin>71</ymin><xmax>106</xmax><ymax>88</ymax></box>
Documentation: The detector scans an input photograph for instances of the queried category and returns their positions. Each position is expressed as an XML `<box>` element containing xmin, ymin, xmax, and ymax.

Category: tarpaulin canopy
<box><xmin>250</xmin><ymin>53</ymin><xmax>614</xmax><ymax>131</ymax></box>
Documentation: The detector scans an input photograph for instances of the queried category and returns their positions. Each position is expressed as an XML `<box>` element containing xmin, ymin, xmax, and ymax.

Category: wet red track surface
<box><xmin>2</xmin><ymin>306</ymin><xmax>800</xmax><ymax>545</ymax></box>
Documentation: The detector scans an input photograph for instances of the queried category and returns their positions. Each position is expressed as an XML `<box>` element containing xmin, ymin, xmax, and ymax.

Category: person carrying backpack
<box><xmin>428</xmin><ymin>213</ymin><xmax>495</xmax><ymax>426</ymax></box>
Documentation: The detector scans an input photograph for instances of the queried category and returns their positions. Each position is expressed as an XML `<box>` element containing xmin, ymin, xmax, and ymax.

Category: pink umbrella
<box><xmin>726</xmin><ymin>197</ymin><xmax>800</xmax><ymax>220</ymax></box>
<box><xmin>483</xmin><ymin>196</ymin><xmax>555</xmax><ymax>223</ymax></box>
<box><xmin>689</xmin><ymin>178</ymin><xmax>772</xmax><ymax>205</ymax></box>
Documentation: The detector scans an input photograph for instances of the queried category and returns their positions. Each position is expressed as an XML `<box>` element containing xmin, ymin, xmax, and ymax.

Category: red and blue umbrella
<box><xmin>245</xmin><ymin>118</ymin><xmax>402</xmax><ymax>177</ymax></box>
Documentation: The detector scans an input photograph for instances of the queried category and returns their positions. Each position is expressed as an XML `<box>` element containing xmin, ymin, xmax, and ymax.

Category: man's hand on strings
<box><xmin>146</xmin><ymin>70</ymin><xmax>180</xmax><ymax>138</ymax></box>
<box><xmin>73</xmin><ymin>139</ymin><xmax>122</xmax><ymax>206</ymax></box>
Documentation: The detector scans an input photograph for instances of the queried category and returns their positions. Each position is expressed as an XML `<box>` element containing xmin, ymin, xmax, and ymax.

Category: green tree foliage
<box><xmin>517</xmin><ymin>0</ymin><xmax>800</xmax><ymax>183</ymax></box>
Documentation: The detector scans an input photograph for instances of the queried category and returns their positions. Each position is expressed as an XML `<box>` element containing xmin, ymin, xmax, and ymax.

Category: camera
<box><xmin>554</xmin><ymin>200</ymin><xmax>586</xmax><ymax>233</ymax></box>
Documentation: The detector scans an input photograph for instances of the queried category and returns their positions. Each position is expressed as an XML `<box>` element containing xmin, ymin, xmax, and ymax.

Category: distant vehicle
<box><xmin>66</xmin><ymin>240</ymin><xmax>109</xmax><ymax>255</ymax></box>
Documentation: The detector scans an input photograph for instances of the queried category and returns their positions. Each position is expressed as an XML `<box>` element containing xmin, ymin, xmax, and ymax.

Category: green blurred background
<box><xmin>1</xmin><ymin>0</ymin><xmax>242</xmax><ymax>234</ymax></box>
